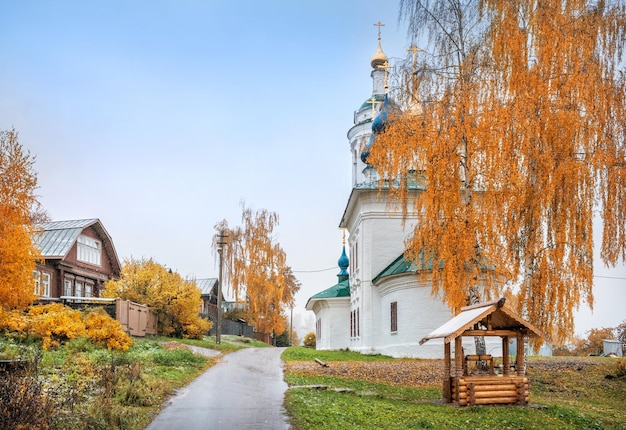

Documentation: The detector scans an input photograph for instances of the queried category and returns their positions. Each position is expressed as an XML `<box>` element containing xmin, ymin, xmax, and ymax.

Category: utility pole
<box><xmin>216</xmin><ymin>230</ymin><xmax>228</xmax><ymax>344</ymax></box>
<box><xmin>289</xmin><ymin>306</ymin><xmax>293</xmax><ymax>346</ymax></box>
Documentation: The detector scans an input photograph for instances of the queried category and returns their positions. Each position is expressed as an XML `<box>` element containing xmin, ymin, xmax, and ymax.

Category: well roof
<box><xmin>419</xmin><ymin>298</ymin><xmax>543</xmax><ymax>345</ymax></box>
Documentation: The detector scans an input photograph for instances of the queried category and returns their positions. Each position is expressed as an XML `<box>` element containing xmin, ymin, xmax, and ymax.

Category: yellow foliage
<box><xmin>27</xmin><ymin>303</ymin><xmax>86</xmax><ymax>349</ymax></box>
<box><xmin>0</xmin><ymin>303</ymin><xmax>132</xmax><ymax>351</ymax></box>
<box><xmin>103</xmin><ymin>258</ymin><xmax>212</xmax><ymax>339</ymax></box>
<box><xmin>369</xmin><ymin>0</ymin><xmax>626</xmax><ymax>345</ymax></box>
<box><xmin>215</xmin><ymin>205</ymin><xmax>300</xmax><ymax>335</ymax></box>
<box><xmin>84</xmin><ymin>308</ymin><xmax>132</xmax><ymax>351</ymax></box>
<box><xmin>0</xmin><ymin>128</ymin><xmax>41</xmax><ymax>310</ymax></box>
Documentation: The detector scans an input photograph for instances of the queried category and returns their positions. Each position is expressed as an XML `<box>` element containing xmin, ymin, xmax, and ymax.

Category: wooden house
<box><xmin>420</xmin><ymin>298</ymin><xmax>543</xmax><ymax>406</ymax></box>
<box><xmin>32</xmin><ymin>219</ymin><xmax>121</xmax><ymax>300</ymax></box>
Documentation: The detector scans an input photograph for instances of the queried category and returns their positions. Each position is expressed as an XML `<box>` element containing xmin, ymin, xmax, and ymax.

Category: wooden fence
<box><xmin>59</xmin><ymin>297</ymin><xmax>157</xmax><ymax>337</ymax></box>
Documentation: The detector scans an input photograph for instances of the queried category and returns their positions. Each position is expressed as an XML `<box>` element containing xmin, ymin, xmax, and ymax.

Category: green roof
<box><xmin>309</xmin><ymin>279</ymin><xmax>350</xmax><ymax>300</ymax></box>
<box><xmin>372</xmin><ymin>251</ymin><xmax>494</xmax><ymax>284</ymax></box>
<box><xmin>372</xmin><ymin>252</ymin><xmax>437</xmax><ymax>284</ymax></box>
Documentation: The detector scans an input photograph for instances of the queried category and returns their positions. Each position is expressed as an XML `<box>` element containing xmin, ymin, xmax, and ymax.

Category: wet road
<box><xmin>146</xmin><ymin>347</ymin><xmax>290</xmax><ymax>430</ymax></box>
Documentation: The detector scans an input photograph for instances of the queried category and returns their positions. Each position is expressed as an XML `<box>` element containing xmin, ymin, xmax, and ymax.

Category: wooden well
<box><xmin>420</xmin><ymin>298</ymin><xmax>543</xmax><ymax>406</ymax></box>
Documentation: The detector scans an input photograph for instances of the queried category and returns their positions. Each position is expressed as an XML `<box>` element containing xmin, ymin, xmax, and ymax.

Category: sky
<box><xmin>1</xmin><ymin>1</ymin><xmax>624</xmax><ymax>341</ymax></box>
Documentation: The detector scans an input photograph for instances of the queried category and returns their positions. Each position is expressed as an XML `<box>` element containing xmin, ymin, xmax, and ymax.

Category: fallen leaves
<box><xmin>285</xmin><ymin>359</ymin><xmax>444</xmax><ymax>387</ymax></box>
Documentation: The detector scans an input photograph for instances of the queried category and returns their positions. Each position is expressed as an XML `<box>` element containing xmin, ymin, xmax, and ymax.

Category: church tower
<box><xmin>339</xmin><ymin>24</ymin><xmax>452</xmax><ymax>358</ymax></box>
<box><xmin>348</xmin><ymin>22</ymin><xmax>388</xmax><ymax>187</ymax></box>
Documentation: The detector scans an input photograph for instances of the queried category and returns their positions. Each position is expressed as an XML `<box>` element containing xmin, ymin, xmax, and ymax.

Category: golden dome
<box><xmin>370</xmin><ymin>39</ymin><xmax>388</xmax><ymax>69</ymax></box>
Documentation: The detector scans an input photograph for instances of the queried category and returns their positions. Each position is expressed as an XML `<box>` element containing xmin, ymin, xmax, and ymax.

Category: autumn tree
<box><xmin>214</xmin><ymin>205</ymin><xmax>300</xmax><ymax>336</ymax></box>
<box><xmin>616</xmin><ymin>320</ymin><xmax>626</xmax><ymax>344</ymax></box>
<box><xmin>367</xmin><ymin>0</ymin><xmax>626</xmax><ymax>345</ymax></box>
<box><xmin>103</xmin><ymin>258</ymin><xmax>212</xmax><ymax>338</ymax></box>
<box><xmin>575</xmin><ymin>327</ymin><xmax>615</xmax><ymax>356</ymax></box>
<box><xmin>0</xmin><ymin>128</ymin><xmax>41</xmax><ymax>309</ymax></box>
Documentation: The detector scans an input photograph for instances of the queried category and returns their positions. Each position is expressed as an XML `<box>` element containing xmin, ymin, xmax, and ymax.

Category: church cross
<box><xmin>379</xmin><ymin>61</ymin><xmax>395</xmax><ymax>93</ymax></box>
<box><xmin>374</xmin><ymin>21</ymin><xmax>385</xmax><ymax>40</ymax></box>
<box><xmin>369</xmin><ymin>96</ymin><xmax>381</xmax><ymax>116</ymax></box>
<box><xmin>407</xmin><ymin>44</ymin><xmax>424</xmax><ymax>69</ymax></box>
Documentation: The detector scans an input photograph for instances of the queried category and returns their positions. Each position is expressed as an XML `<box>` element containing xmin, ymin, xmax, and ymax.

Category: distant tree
<box><xmin>275</xmin><ymin>330</ymin><xmax>290</xmax><ymax>347</ymax></box>
<box><xmin>29</xmin><ymin>202</ymin><xmax>52</xmax><ymax>224</ymax></box>
<box><xmin>575</xmin><ymin>327</ymin><xmax>615</xmax><ymax>356</ymax></box>
<box><xmin>615</xmin><ymin>320</ymin><xmax>626</xmax><ymax>355</ymax></box>
<box><xmin>274</xmin><ymin>315</ymin><xmax>299</xmax><ymax>346</ymax></box>
<box><xmin>303</xmin><ymin>332</ymin><xmax>316</xmax><ymax>349</ymax></box>
<box><xmin>214</xmin><ymin>205</ymin><xmax>301</xmax><ymax>336</ymax></box>
<box><xmin>368</xmin><ymin>0</ymin><xmax>626</xmax><ymax>345</ymax></box>
<box><xmin>103</xmin><ymin>258</ymin><xmax>212</xmax><ymax>338</ymax></box>
<box><xmin>616</xmin><ymin>320</ymin><xmax>626</xmax><ymax>344</ymax></box>
<box><xmin>0</xmin><ymin>128</ymin><xmax>41</xmax><ymax>309</ymax></box>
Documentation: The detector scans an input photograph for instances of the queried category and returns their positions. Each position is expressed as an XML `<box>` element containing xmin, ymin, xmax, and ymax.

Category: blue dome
<box><xmin>360</xmin><ymin>94</ymin><xmax>391</xmax><ymax>164</ymax></box>
<box><xmin>371</xmin><ymin>94</ymin><xmax>390</xmax><ymax>134</ymax></box>
<box><xmin>338</xmin><ymin>246</ymin><xmax>349</xmax><ymax>276</ymax></box>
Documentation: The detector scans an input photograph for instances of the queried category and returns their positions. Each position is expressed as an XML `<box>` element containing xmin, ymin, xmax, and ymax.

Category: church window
<box><xmin>390</xmin><ymin>301</ymin><xmax>398</xmax><ymax>333</ymax></box>
<box><xmin>350</xmin><ymin>311</ymin><xmax>353</xmax><ymax>337</ymax></box>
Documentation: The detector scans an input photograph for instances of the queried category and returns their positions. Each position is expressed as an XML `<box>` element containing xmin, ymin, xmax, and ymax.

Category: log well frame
<box><xmin>420</xmin><ymin>298</ymin><xmax>543</xmax><ymax>406</ymax></box>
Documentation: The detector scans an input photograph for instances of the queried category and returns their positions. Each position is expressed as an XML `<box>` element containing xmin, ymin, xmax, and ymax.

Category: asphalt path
<box><xmin>146</xmin><ymin>347</ymin><xmax>290</xmax><ymax>430</ymax></box>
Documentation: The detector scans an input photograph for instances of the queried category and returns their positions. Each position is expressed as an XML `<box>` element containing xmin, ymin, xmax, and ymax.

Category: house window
<box><xmin>85</xmin><ymin>283</ymin><xmax>93</xmax><ymax>298</ymax></box>
<box><xmin>33</xmin><ymin>270</ymin><xmax>40</xmax><ymax>295</ymax></box>
<box><xmin>390</xmin><ymin>301</ymin><xmax>398</xmax><ymax>333</ymax></box>
<box><xmin>75</xmin><ymin>281</ymin><xmax>83</xmax><ymax>297</ymax></box>
<box><xmin>77</xmin><ymin>235</ymin><xmax>101</xmax><ymax>266</ymax></box>
<box><xmin>64</xmin><ymin>279</ymin><xmax>72</xmax><ymax>296</ymax></box>
<box><xmin>33</xmin><ymin>271</ymin><xmax>51</xmax><ymax>297</ymax></box>
<box><xmin>41</xmin><ymin>273</ymin><xmax>50</xmax><ymax>297</ymax></box>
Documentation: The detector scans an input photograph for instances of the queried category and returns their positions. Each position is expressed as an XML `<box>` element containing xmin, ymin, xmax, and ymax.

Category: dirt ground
<box><xmin>284</xmin><ymin>359</ymin><xmax>445</xmax><ymax>387</ymax></box>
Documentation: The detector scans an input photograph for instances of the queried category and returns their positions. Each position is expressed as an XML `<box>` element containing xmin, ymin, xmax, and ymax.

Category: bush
<box><xmin>0</xmin><ymin>362</ymin><xmax>54</xmax><ymax>429</ymax></box>
<box><xmin>303</xmin><ymin>332</ymin><xmax>316</xmax><ymax>349</ymax></box>
<box><xmin>84</xmin><ymin>308</ymin><xmax>132</xmax><ymax>351</ymax></box>
<box><xmin>0</xmin><ymin>304</ymin><xmax>132</xmax><ymax>351</ymax></box>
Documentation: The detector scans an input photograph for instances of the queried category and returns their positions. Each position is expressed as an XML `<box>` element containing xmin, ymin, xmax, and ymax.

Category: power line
<box><xmin>292</xmin><ymin>267</ymin><xmax>337</xmax><ymax>273</ymax></box>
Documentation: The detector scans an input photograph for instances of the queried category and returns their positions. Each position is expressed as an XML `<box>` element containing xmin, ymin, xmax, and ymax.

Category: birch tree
<box><xmin>215</xmin><ymin>206</ymin><xmax>300</xmax><ymax>336</ymax></box>
<box><xmin>368</xmin><ymin>0</ymin><xmax>626</xmax><ymax>344</ymax></box>
<box><xmin>0</xmin><ymin>129</ymin><xmax>41</xmax><ymax>309</ymax></box>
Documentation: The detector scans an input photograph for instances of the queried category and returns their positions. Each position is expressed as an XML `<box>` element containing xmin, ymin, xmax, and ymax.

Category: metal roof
<box><xmin>34</xmin><ymin>219</ymin><xmax>99</xmax><ymax>257</ymax></box>
<box><xmin>196</xmin><ymin>278</ymin><xmax>218</xmax><ymax>296</ymax></box>
<box><xmin>305</xmin><ymin>279</ymin><xmax>350</xmax><ymax>310</ymax></box>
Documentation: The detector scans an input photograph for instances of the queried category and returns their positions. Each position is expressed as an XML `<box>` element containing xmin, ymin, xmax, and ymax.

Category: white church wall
<box><xmin>375</xmin><ymin>277</ymin><xmax>452</xmax><ymax>358</ymax></box>
<box><xmin>312</xmin><ymin>299</ymin><xmax>350</xmax><ymax>351</ymax></box>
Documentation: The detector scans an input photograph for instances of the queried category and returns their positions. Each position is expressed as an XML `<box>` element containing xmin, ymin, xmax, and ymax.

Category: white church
<box><xmin>306</xmin><ymin>28</ymin><xmax>501</xmax><ymax>359</ymax></box>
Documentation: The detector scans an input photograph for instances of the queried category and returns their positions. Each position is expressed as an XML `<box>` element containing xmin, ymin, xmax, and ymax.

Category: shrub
<box><xmin>28</xmin><ymin>303</ymin><xmax>86</xmax><ymax>349</ymax></box>
<box><xmin>0</xmin><ymin>363</ymin><xmax>54</xmax><ymax>429</ymax></box>
<box><xmin>0</xmin><ymin>304</ymin><xmax>133</xmax><ymax>351</ymax></box>
<box><xmin>303</xmin><ymin>332</ymin><xmax>316</xmax><ymax>349</ymax></box>
<box><xmin>84</xmin><ymin>308</ymin><xmax>132</xmax><ymax>351</ymax></box>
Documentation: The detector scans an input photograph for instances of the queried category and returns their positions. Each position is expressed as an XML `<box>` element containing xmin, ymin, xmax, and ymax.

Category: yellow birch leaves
<box><xmin>0</xmin><ymin>129</ymin><xmax>41</xmax><ymax>310</ymax></box>
<box><xmin>215</xmin><ymin>206</ymin><xmax>300</xmax><ymax>336</ymax></box>
<box><xmin>371</xmin><ymin>0</ymin><xmax>626</xmax><ymax>344</ymax></box>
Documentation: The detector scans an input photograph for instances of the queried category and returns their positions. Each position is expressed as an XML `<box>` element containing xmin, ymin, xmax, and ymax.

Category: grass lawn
<box><xmin>282</xmin><ymin>347</ymin><xmax>626</xmax><ymax>430</ymax></box>
<box><xmin>1</xmin><ymin>334</ymin><xmax>269</xmax><ymax>429</ymax></box>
